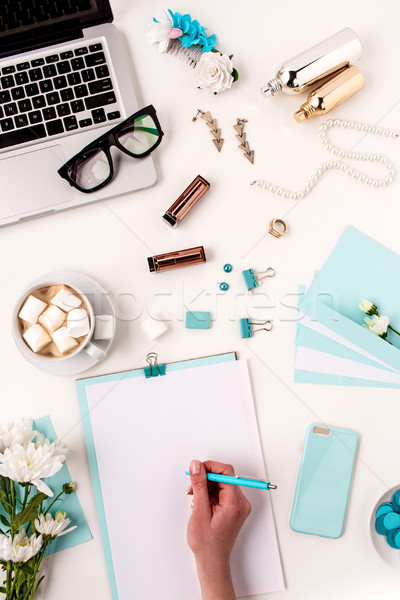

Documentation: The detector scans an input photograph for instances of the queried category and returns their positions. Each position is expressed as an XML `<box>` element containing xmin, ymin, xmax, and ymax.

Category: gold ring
<box><xmin>269</xmin><ymin>218</ymin><xmax>287</xmax><ymax>238</ymax></box>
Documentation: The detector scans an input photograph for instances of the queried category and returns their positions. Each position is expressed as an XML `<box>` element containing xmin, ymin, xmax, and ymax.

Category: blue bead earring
<box><xmin>223</xmin><ymin>264</ymin><xmax>232</xmax><ymax>273</ymax></box>
<box><xmin>219</xmin><ymin>282</ymin><xmax>229</xmax><ymax>291</ymax></box>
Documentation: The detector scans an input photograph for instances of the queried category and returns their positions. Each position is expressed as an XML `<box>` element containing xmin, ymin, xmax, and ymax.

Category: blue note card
<box><xmin>34</xmin><ymin>416</ymin><xmax>92</xmax><ymax>555</ymax></box>
<box><xmin>299</xmin><ymin>226</ymin><xmax>400</xmax><ymax>373</ymax></box>
<box><xmin>295</xmin><ymin>274</ymin><xmax>400</xmax><ymax>388</ymax></box>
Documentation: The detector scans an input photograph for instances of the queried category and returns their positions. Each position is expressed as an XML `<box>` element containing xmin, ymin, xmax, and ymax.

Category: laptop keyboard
<box><xmin>0</xmin><ymin>0</ymin><xmax>92</xmax><ymax>32</ymax></box>
<box><xmin>0</xmin><ymin>41</ymin><xmax>122</xmax><ymax>150</ymax></box>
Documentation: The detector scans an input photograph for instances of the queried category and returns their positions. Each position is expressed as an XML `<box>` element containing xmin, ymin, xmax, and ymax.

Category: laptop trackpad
<box><xmin>0</xmin><ymin>145</ymin><xmax>73</xmax><ymax>220</ymax></box>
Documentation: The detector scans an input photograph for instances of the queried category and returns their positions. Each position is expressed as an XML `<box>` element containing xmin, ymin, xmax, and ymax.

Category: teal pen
<box><xmin>185</xmin><ymin>471</ymin><xmax>277</xmax><ymax>490</ymax></box>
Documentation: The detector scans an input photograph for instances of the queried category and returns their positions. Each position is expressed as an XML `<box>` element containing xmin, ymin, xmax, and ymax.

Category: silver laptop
<box><xmin>0</xmin><ymin>0</ymin><xmax>157</xmax><ymax>227</ymax></box>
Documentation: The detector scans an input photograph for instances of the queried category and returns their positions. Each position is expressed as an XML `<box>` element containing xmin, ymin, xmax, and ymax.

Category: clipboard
<box><xmin>76</xmin><ymin>351</ymin><xmax>284</xmax><ymax>599</ymax></box>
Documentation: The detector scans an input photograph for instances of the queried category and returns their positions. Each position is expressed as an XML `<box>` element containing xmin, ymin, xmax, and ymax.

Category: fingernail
<box><xmin>190</xmin><ymin>459</ymin><xmax>201</xmax><ymax>474</ymax></box>
<box><xmin>185</xmin><ymin>486</ymin><xmax>191</xmax><ymax>495</ymax></box>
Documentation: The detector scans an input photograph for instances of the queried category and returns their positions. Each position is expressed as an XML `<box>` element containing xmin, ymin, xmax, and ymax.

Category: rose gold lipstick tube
<box><xmin>147</xmin><ymin>246</ymin><xmax>206</xmax><ymax>272</ymax></box>
<box><xmin>162</xmin><ymin>175</ymin><xmax>210</xmax><ymax>227</ymax></box>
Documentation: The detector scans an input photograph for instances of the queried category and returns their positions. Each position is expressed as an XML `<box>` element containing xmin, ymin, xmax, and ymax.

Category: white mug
<box><xmin>13</xmin><ymin>280</ymin><xmax>108</xmax><ymax>363</ymax></box>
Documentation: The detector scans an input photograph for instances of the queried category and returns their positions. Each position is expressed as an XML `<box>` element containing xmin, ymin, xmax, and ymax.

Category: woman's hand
<box><xmin>187</xmin><ymin>459</ymin><xmax>251</xmax><ymax>600</ymax></box>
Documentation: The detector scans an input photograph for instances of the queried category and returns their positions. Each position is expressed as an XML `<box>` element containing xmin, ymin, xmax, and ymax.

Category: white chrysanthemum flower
<box><xmin>194</xmin><ymin>52</ymin><xmax>234</xmax><ymax>94</ymax></box>
<box><xmin>0</xmin><ymin>530</ymin><xmax>42</xmax><ymax>563</ymax></box>
<box><xmin>0</xmin><ymin>437</ymin><xmax>67</xmax><ymax>497</ymax></box>
<box><xmin>0</xmin><ymin>418</ymin><xmax>36</xmax><ymax>453</ymax></box>
<box><xmin>35</xmin><ymin>511</ymin><xmax>77</xmax><ymax>539</ymax></box>
<box><xmin>359</xmin><ymin>299</ymin><xmax>377</xmax><ymax>315</ymax></box>
<box><xmin>364</xmin><ymin>314</ymin><xmax>390</xmax><ymax>337</ymax></box>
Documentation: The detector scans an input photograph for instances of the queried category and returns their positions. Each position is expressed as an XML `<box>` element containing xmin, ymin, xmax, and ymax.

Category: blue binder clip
<box><xmin>242</xmin><ymin>267</ymin><xmax>275</xmax><ymax>292</ymax></box>
<box><xmin>144</xmin><ymin>352</ymin><xmax>166</xmax><ymax>378</ymax></box>
<box><xmin>240</xmin><ymin>318</ymin><xmax>273</xmax><ymax>338</ymax></box>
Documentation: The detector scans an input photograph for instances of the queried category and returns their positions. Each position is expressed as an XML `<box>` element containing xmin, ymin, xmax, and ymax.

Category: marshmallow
<box><xmin>38</xmin><ymin>305</ymin><xmax>66</xmax><ymax>332</ymax></box>
<box><xmin>140</xmin><ymin>316</ymin><xmax>168</xmax><ymax>340</ymax></box>
<box><xmin>94</xmin><ymin>315</ymin><xmax>114</xmax><ymax>340</ymax></box>
<box><xmin>23</xmin><ymin>324</ymin><xmax>51</xmax><ymax>353</ymax></box>
<box><xmin>18</xmin><ymin>295</ymin><xmax>47</xmax><ymax>324</ymax></box>
<box><xmin>67</xmin><ymin>308</ymin><xmax>90</xmax><ymax>338</ymax></box>
<box><xmin>51</xmin><ymin>327</ymin><xmax>79</xmax><ymax>355</ymax></box>
<box><xmin>51</xmin><ymin>288</ymin><xmax>82</xmax><ymax>312</ymax></box>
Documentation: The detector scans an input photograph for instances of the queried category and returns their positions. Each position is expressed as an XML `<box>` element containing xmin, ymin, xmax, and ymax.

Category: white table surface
<box><xmin>2</xmin><ymin>1</ymin><xmax>400</xmax><ymax>598</ymax></box>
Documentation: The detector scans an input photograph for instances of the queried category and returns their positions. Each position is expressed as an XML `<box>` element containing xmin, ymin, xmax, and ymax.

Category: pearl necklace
<box><xmin>251</xmin><ymin>119</ymin><xmax>399</xmax><ymax>200</ymax></box>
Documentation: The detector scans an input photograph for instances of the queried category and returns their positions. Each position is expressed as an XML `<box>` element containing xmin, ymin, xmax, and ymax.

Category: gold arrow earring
<box><xmin>193</xmin><ymin>109</ymin><xmax>224</xmax><ymax>152</ymax></box>
<box><xmin>234</xmin><ymin>118</ymin><xmax>254</xmax><ymax>164</ymax></box>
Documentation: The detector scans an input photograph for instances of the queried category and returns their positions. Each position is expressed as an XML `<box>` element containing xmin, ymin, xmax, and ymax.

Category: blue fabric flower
<box><xmin>169</xmin><ymin>10</ymin><xmax>218</xmax><ymax>53</ymax></box>
<box><xmin>199</xmin><ymin>33</ymin><xmax>217</xmax><ymax>52</ymax></box>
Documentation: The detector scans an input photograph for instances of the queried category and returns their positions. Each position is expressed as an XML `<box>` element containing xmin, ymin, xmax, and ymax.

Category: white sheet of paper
<box><xmin>298</xmin><ymin>314</ymin><xmax>399</xmax><ymax>373</ymax></box>
<box><xmin>85</xmin><ymin>360</ymin><xmax>284</xmax><ymax>599</ymax></box>
<box><xmin>295</xmin><ymin>346</ymin><xmax>400</xmax><ymax>385</ymax></box>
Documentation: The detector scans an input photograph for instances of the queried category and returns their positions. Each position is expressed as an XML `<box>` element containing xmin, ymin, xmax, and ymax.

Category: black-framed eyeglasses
<box><xmin>58</xmin><ymin>105</ymin><xmax>163</xmax><ymax>193</ymax></box>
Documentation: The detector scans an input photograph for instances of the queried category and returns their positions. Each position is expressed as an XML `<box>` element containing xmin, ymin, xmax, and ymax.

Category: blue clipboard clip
<box><xmin>242</xmin><ymin>267</ymin><xmax>275</xmax><ymax>292</ymax></box>
<box><xmin>240</xmin><ymin>318</ymin><xmax>273</xmax><ymax>338</ymax></box>
<box><xmin>144</xmin><ymin>352</ymin><xmax>166</xmax><ymax>378</ymax></box>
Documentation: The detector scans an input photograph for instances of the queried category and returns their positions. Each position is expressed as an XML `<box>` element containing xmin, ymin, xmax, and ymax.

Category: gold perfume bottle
<box><xmin>293</xmin><ymin>65</ymin><xmax>364</xmax><ymax>123</ymax></box>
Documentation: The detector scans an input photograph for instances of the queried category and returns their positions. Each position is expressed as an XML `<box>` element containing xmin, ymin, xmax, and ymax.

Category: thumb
<box><xmin>189</xmin><ymin>459</ymin><xmax>211</xmax><ymax>520</ymax></box>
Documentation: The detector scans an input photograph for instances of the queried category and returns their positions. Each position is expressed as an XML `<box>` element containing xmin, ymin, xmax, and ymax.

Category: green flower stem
<box><xmin>6</xmin><ymin>560</ymin><xmax>12</xmax><ymax>596</ymax></box>
<box><xmin>21</xmin><ymin>485</ymin><xmax>30</xmax><ymax>512</ymax></box>
<box><xmin>388</xmin><ymin>324</ymin><xmax>400</xmax><ymax>336</ymax></box>
<box><xmin>10</xmin><ymin>481</ymin><xmax>16</xmax><ymax>536</ymax></box>
<box><xmin>25</xmin><ymin>541</ymin><xmax>49</xmax><ymax>600</ymax></box>
<box><xmin>9</xmin><ymin>563</ymin><xmax>19</xmax><ymax>599</ymax></box>
<box><xmin>43</xmin><ymin>490</ymin><xmax>65</xmax><ymax>515</ymax></box>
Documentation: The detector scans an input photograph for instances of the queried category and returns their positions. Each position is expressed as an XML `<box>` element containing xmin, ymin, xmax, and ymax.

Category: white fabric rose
<box><xmin>194</xmin><ymin>52</ymin><xmax>234</xmax><ymax>94</ymax></box>
<box><xmin>365</xmin><ymin>315</ymin><xmax>390</xmax><ymax>337</ymax></box>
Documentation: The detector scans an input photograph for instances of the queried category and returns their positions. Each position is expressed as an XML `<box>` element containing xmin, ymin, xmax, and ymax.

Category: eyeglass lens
<box><xmin>68</xmin><ymin>113</ymin><xmax>160</xmax><ymax>190</ymax></box>
<box><xmin>117</xmin><ymin>114</ymin><xmax>160</xmax><ymax>156</ymax></box>
<box><xmin>68</xmin><ymin>149</ymin><xmax>111</xmax><ymax>191</ymax></box>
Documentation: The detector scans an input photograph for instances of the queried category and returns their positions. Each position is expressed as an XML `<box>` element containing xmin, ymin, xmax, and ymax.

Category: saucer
<box><xmin>370</xmin><ymin>484</ymin><xmax>400</xmax><ymax>572</ymax></box>
<box><xmin>13</xmin><ymin>270</ymin><xmax>116</xmax><ymax>377</ymax></box>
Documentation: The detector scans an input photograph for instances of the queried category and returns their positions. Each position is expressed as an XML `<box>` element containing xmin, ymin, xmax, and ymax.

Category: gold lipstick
<box><xmin>163</xmin><ymin>175</ymin><xmax>210</xmax><ymax>228</ymax></box>
<box><xmin>147</xmin><ymin>246</ymin><xmax>206</xmax><ymax>273</ymax></box>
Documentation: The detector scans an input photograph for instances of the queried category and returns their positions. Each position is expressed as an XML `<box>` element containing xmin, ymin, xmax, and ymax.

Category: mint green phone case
<box><xmin>290</xmin><ymin>424</ymin><xmax>358</xmax><ymax>539</ymax></box>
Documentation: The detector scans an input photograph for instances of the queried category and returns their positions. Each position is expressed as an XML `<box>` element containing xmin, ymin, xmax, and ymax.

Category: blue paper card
<box><xmin>33</xmin><ymin>416</ymin><xmax>92</xmax><ymax>555</ymax></box>
<box><xmin>299</xmin><ymin>226</ymin><xmax>400</xmax><ymax>373</ymax></box>
<box><xmin>295</xmin><ymin>276</ymin><xmax>400</xmax><ymax>388</ymax></box>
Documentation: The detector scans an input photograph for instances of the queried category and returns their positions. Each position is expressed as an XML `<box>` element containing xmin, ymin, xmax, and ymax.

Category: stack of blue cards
<box><xmin>295</xmin><ymin>226</ymin><xmax>400</xmax><ymax>388</ymax></box>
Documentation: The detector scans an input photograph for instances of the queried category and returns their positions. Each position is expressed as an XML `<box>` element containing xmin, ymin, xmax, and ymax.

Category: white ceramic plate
<box><xmin>370</xmin><ymin>485</ymin><xmax>400</xmax><ymax>571</ymax></box>
<box><xmin>13</xmin><ymin>270</ymin><xmax>116</xmax><ymax>376</ymax></box>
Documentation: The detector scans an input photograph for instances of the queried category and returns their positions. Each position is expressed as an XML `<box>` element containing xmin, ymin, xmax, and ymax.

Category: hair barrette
<box><xmin>148</xmin><ymin>9</ymin><xmax>239</xmax><ymax>95</ymax></box>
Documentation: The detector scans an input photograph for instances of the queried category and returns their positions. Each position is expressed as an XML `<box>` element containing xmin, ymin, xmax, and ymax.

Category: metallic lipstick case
<box><xmin>163</xmin><ymin>175</ymin><xmax>210</xmax><ymax>228</ymax></box>
<box><xmin>261</xmin><ymin>28</ymin><xmax>362</xmax><ymax>98</ymax></box>
<box><xmin>147</xmin><ymin>246</ymin><xmax>206</xmax><ymax>273</ymax></box>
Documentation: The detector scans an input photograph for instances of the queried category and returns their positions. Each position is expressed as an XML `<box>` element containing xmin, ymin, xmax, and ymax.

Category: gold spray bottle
<box><xmin>293</xmin><ymin>64</ymin><xmax>364</xmax><ymax>123</ymax></box>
